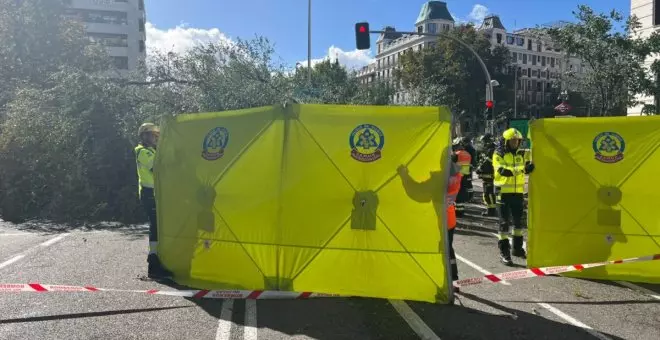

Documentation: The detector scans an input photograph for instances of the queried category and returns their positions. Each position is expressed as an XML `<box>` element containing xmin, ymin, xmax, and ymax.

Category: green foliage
<box><xmin>395</xmin><ymin>25</ymin><xmax>511</xmax><ymax>130</ymax></box>
<box><xmin>547</xmin><ymin>5</ymin><xmax>660</xmax><ymax>116</ymax></box>
<box><xmin>0</xmin><ymin>1</ymin><xmax>390</xmax><ymax>223</ymax></box>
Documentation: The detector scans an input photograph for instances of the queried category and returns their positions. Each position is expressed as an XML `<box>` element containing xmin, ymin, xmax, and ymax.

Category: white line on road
<box><xmin>215</xmin><ymin>299</ymin><xmax>235</xmax><ymax>340</ymax></box>
<box><xmin>389</xmin><ymin>300</ymin><xmax>441</xmax><ymax>340</ymax></box>
<box><xmin>0</xmin><ymin>255</ymin><xmax>25</xmax><ymax>270</ymax></box>
<box><xmin>244</xmin><ymin>299</ymin><xmax>258</xmax><ymax>340</ymax></box>
<box><xmin>0</xmin><ymin>234</ymin><xmax>68</xmax><ymax>271</ymax></box>
<box><xmin>537</xmin><ymin>303</ymin><xmax>612</xmax><ymax>340</ymax></box>
<box><xmin>615</xmin><ymin>281</ymin><xmax>660</xmax><ymax>301</ymax></box>
<box><xmin>39</xmin><ymin>234</ymin><xmax>67</xmax><ymax>247</ymax></box>
<box><xmin>455</xmin><ymin>254</ymin><xmax>511</xmax><ymax>285</ymax></box>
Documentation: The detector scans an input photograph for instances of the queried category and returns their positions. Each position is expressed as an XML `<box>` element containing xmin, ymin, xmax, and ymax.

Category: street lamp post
<box><xmin>370</xmin><ymin>30</ymin><xmax>496</xmax><ymax>133</ymax></box>
<box><xmin>307</xmin><ymin>0</ymin><xmax>312</xmax><ymax>85</ymax></box>
<box><xmin>513</xmin><ymin>66</ymin><xmax>518</xmax><ymax>119</ymax></box>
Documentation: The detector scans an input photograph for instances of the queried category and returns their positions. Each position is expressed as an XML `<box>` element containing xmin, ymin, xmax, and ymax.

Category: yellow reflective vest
<box><xmin>135</xmin><ymin>144</ymin><xmax>156</xmax><ymax>195</ymax></box>
<box><xmin>492</xmin><ymin>149</ymin><xmax>530</xmax><ymax>194</ymax></box>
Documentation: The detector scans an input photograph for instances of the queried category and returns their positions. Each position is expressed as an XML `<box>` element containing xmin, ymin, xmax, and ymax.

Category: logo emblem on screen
<box><xmin>349</xmin><ymin>124</ymin><xmax>384</xmax><ymax>163</ymax></box>
<box><xmin>593</xmin><ymin>132</ymin><xmax>624</xmax><ymax>164</ymax></box>
<box><xmin>202</xmin><ymin>127</ymin><xmax>229</xmax><ymax>161</ymax></box>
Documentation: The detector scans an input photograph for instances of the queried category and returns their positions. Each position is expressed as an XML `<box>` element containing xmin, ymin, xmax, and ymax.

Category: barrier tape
<box><xmin>454</xmin><ymin>253</ymin><xmax>660</xmax><ymax>287</ymax></box>
<box><xmin>0</xmin><ymin>283</ymin><xmax>341</xmax><ymax>299</ymax></box>
<box><xmin>2</xmin><ymin>254</ymin><xmax>658</xmax><ymax>298</ymax></box>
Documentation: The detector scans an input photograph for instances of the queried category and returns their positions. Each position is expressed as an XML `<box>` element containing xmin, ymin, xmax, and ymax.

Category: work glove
<box><xmin>524</xmin><ymin>162</ymin><xmax>535</xmax><ymax>174</ymax></box>
<box><xmin>497</xmin><ymin>167</ymin><xmax>514</xmax><ymax>177</ymax></box>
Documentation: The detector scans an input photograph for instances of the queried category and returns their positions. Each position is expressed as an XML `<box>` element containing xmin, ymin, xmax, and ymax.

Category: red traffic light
<box><xmin>485</xmin><ymin>100</ymin><xmax>494</xmax><ymax>109</ymax></box>
<box><xmin>359</xmin><ymin>25</ymin><xmax>367</xmax><ymax>33</ymax></box>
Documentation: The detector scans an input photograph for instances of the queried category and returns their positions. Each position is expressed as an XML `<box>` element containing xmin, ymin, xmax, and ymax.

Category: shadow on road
<box><xmin>2</xmin><ymin>220</ymin><xmax>149</xmax><ymax>240</ymax></box>
<box><xmin>0</xmin><ymin>306</ymin><xmax>192</xmax><ymax>324</ymax></box>
<box><xmin>407</xmin><ymin>292</ymin><xmax>625</xmax><ymax>340</ymax></box>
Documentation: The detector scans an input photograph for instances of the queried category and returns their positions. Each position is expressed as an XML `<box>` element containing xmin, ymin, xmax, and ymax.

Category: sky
<box><xmin>144</xmin><ymin>0</ymin><xmax>630</xmax><ymax>70</ymax></box>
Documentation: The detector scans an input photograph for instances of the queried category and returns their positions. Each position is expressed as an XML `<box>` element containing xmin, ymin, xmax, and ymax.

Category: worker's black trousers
<box><xmin>141</xmin><ymin>187</ymin><xmax>158</xmax><ymax>244</ymax></box>
<box><xmin>497</xmin><ymin>193</ymin><xmax>525</xmax><ymax>232</ymax></box>
<box><xmin>455</xmin><ymin>175</ymin><xmax>473</xmax><ymax>216</ymax></box>
<box><xmin>448</xmin><ymin>228</ymin><xmax>458</xmax><ymax>280</ymax></box>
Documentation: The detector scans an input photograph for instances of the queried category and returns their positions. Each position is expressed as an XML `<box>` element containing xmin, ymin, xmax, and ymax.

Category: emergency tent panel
<box><xmin>528</xmin><ymin>116</ymin><xmax>660</xmax><ymax>283</ymax></box>
<box><xmin>154</xmin><ymin>104</ymin><xmax>454</xmax><ymax>303</ymax></box>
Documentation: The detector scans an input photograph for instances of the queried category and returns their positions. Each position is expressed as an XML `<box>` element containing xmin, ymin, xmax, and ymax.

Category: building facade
<box><xmin>66</xmin><ymin>0</ymin><xmax>147</xmax><ymax>73</ymax></box>
<box><xmin>628</xmin><ymin>0</ymin><xmax>658</xmax><ymax>116</ymax></box>
<box><xmin>356</xmin><ymin>1</ymin><xmax>585</xmax><ymax>114</ymax></box>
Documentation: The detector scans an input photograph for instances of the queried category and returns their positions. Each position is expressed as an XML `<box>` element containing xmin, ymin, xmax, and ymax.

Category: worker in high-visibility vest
<box><xmin>446</xmin><ymin>153</ymin><xmax>463</xmax><ymax>291</ymax></box>
<box><xmin>492</xmin><ymin>128</ymin><xmax>535</xmax><ymax>266</ymax></box>
<box><xmin>135</xmin><ymin>123</ymin><xmax>173</xmax><ymax>279</ymax></box>
<box><xmin>476</xmin><ymin>134</ymin><xmax>498</xmax><ymax>216</ymax></box>
<box><xmin>452</xmin><ymin>137</ymin><xmax>474</xmax><ymax>218</ymax></box>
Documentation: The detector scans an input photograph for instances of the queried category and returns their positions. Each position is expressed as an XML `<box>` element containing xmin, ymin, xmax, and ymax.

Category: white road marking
<box><xmin>0</xmin><ymin>234</ymin><xmax>68</xmax><ymax>271</ymax></box>
<box><xmin>389</xmin><ymin>300</ymin><xmax>441</xmax><ymax>340</ymax></box>
<box><xmin>455</xmin><ymin>254</ymin><xmax>511</xmax><ymax>285</ymax></box>
<box><xmin>215</xmin><ymin>299</ymin><xmax>235</xmax><ymax>340</ymax></box>
<box><xmin>616</xmin><ymin>281</ymin><xmax>660</xmax><ymax>301</ymax></box>
<box><xmin>537</xmin><ymin>303</ymin><xmax>612</xmax><ymax>340</ymax></box>
<box><xmin>0</xmin><ymin>255</ymin><xmax>25</xmax><ymax>270</ymax></box>
<box><xmin>244</xmin><ymin>299</ymin><xmax>258</xmax><ymax>340</ymax></box>
<box><xmin>39</xmin><ymin>234</ymin><xmax>68</xmax><ymax>247</ymax></box>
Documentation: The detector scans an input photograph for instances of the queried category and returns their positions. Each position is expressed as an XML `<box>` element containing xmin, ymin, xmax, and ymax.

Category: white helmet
<box><xmin>138</xmin><ymin>123</ymin><xmax>159</xmax><ymax>137</ymax></box>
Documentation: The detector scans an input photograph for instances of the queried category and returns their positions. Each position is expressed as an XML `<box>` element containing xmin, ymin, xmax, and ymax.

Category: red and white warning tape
<box><xmin>2</xmin><ymin>254</ymin><xmax>658</xmax><ymax>298</ymax></box>
<box><xmin>0</xmin><ymin>283</ymin><xmax>340</xmax><ymax>299</ymax></box>
<box><xmin>454</xmin><ymin>253</ymin><xmax>660</xmax><ymax>287</ymax></box>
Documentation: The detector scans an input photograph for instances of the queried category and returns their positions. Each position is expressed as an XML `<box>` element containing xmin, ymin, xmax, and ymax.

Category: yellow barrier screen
<box><xmin>528</xmin><ymin>116</ymin><xmax>660</xmax><ymax>283</ymax></box>
<box><xmin>154</xmin><ymin>104</ymin><xmax>454</xmax><ymax>303</ymax></box>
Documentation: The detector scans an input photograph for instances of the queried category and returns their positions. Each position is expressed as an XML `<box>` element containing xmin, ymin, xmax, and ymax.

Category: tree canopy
<box><xmin>547</xmin><ymin>5</ymin><xmax>660</xmax><ymax>116</ymax></box>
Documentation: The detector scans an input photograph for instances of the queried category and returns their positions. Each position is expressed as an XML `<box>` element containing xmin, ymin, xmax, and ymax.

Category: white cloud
<box><xmin>452</xmin><ymin>4</ymin><xmax>490</xmax><ymax>25</ymax></box>
<box><xmin>145</xmin><ymin>22</ymin><xmax>231</xmax><ymax>56</ymax></box>
<box><xmin>299</xmin><ymin>46</ymin><xmax>374</xmax><ymax>70</ymax></box>
<box><xmin>467</xmin><ymin>4</ymin><xmax>489</xmax><ymax>23</ymax></box>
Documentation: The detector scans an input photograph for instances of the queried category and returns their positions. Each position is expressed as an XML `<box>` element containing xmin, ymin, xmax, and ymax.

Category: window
<box><xmin>527</xmin><ymin>39</ymin><xmax>532</xmax><ymax>50</ymax></box>
<box><xmin>516</xmin><ymin>37</ymin><xmax>524</xmax><ymax>46</ymax></box>
<box><xmin>496</xmin><ymin>33</ymin><xmax>502</xmax><ymax>44</ymax></box>
<box><xmin>537</xmin><ymin>43</ymin><xmax>541</xmax><ymax>52</ymax></box>
<box><xmin>532</xmin><ymin>70</ymin><xmax>538</xmax><ymax>77</ymax></box>
<box><xmin>139</xmin><ymin>40</ymin><xmax>145</xmax><ymax>52</ymax></box>
<box><xmin>417</xmin><ymin>26</ymin><xmax>423</xmax><ymax>33</ymax></box>
<box><xmin>522</xmin><ymin>69</ymin><xmax>528</xmax><ymax>76</ymax></box>
<box><xmin>542</xmin><ymin>56</ymin><xmax>546</xmax><ymax>66</ymax></box>
<box><xmin>655</xmin><ymin>0</ymin><xmax>660</xmax><ymax>26</ymax></box>
<box><xmin>87</xmin><ymin>32</ymin><xmax>128</xmax><ymax>47</ymax></box>
<box><xmin>428</xmin><ymin>23</ymin><xmax>437</xmax><ymax>33</ymax></box>
<box><xmin>507</xmin><ymin>35</ymin><xmax>515</xmax><ymax>44</ymax></box>
<box><xmin>139</xmin><ymin>18</ymin><xmax>145</xmax><ymax>32</ymax></box>
<box><xmin>532</xmin><ymin>55</ymin><xmax>536</xmax><ymax>65</ymax></box>
<box><xmin>550</xmin><ymin>57</ymin><xmax>555</xmax><ymax>68</ymax></box>
<box><xmin>112</xmin><ymin>56</ymin><xmax>128</xmax><ymax>70</ymax></box>
<box><xmin>541</xmin><ymin>71</ymin><xmax>546</xmax><ymax>78</ymax></box>
<box><xmin>528</xmin><ymin>68</ymin><xmax>531</xmax><ymax>76</ymax></box>
<box><xmin>523</xmin><ymin>54</ymin><xmax>527</xmax><ymax>64</ymax></box>
<box><xmin>65</xmin><ymin>9</ymin><xmax>128</xmax><ymax>25</ymax></box>
<box><xmin>512</xmin><ymin>52</ymin><xmax>517</xmax><ymax>61</ymax></box>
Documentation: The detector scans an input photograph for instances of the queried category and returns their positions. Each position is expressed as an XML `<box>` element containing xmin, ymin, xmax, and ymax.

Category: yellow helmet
<box><xmin>502</xmin><ymin>128</ymin><xmax>523</xmax><ymax>141</ymax></box>
<box><xmin>138</xmin><ymin>123</ymin><xmax>159</xmax><ymax>137</ymax></box>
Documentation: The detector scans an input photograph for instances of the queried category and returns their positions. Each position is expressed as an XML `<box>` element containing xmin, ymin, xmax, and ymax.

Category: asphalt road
<box><xmin>1</xmin><ymin>182</ymin><xmax>658</xmax><ymax>340</ymax></box>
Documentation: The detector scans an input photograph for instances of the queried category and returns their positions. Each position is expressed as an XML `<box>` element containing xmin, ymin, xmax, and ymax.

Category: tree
<box><xmin>547</xmin><ymin>5</ymin><xmax>660</xmax><ymax>116</ymax></box>
<box><xmin>395</xmin><ymin>24</ymin><xmax>511</xmax><ymax>132</ymax></box>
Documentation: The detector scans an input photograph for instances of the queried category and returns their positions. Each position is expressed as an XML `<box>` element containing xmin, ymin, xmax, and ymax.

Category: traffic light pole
<box><xmin>370</xmin><ymin>30</ymin><xmax>495</xmax><ymax>134</ymax></box>
<box><xmin>307</xmin><ymin>0</ymin><xmax>312</xmax><ymax>85</ymax></box>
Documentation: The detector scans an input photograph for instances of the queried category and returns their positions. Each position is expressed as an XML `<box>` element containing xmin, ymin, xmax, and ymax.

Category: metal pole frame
<box><xmin>307</xmin><ymin>0</ymin><xmax>312</xmax><ymax>85</ymax></box>
<box><xmin>371</xmin><ymin>30</ymin><xmax>495</xmax><ymax>133</ymax></box>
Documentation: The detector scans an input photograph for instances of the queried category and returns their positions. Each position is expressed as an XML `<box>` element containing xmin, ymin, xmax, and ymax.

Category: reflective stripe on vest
<box><xmin>455</xmin><ymin>150</ymin><xmax>472</xmax><ymax>175</ymax></box>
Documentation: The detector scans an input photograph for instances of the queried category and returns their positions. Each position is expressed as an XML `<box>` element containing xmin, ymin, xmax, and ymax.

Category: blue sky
<box><xmin>145</xmin><ymin>0</ymin><xmax>629</xmax><ymax>68</ymax></box>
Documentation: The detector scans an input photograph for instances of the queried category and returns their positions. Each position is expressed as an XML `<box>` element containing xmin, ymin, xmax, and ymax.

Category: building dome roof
<box><xmin>416</xmin><ymin>1</ymin><xmax>454</xmax><ymax>24</ymax></box>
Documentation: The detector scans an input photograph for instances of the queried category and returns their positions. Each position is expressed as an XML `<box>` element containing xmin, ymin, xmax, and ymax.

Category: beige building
<box><xmin>628</xmin><ymin>0</ymin><xmax>658</xmax><ymax>116</ymax></box>
<box><xmin>66</xmin><ymin>0</ymin><xmax>147</xmax><ymax>73</ymax></box>
<box><xmin>356</xmin><ymin>1</ymin><xmax>585</xmax><ymax>114</ymax></box>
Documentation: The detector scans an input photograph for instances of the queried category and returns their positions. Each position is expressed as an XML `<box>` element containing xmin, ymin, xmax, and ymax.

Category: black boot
<box><xmin>148</xmin><ymin>254</ymin><xmax>173</xmax><ymax>279</ymax></box>
<box><xmin>512</xmin><ymin>236</ymin><xmax>527</xmax><ymax>259</ymax></box>
<box><xmin>498</xmin><ymin>240</ymin><xmax>513</xmax><ymax>266</ymax></box>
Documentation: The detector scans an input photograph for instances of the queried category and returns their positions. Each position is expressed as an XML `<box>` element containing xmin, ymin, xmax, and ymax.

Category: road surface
<box><xmin>1</xmin><ymin>183</ymin><xmax>658</xmax><ymax>340</ymax></box>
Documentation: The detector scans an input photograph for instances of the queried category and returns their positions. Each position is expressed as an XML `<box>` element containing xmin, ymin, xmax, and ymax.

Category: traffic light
<box><xmin>485</xmin><ymin>100</ymin><xmax>494</xmax><ymax>119</ymax></box>
<box><xmin>355</xmin><ymin>22</ymin><xmax>370</xmax><ymax>50</ymax></box>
